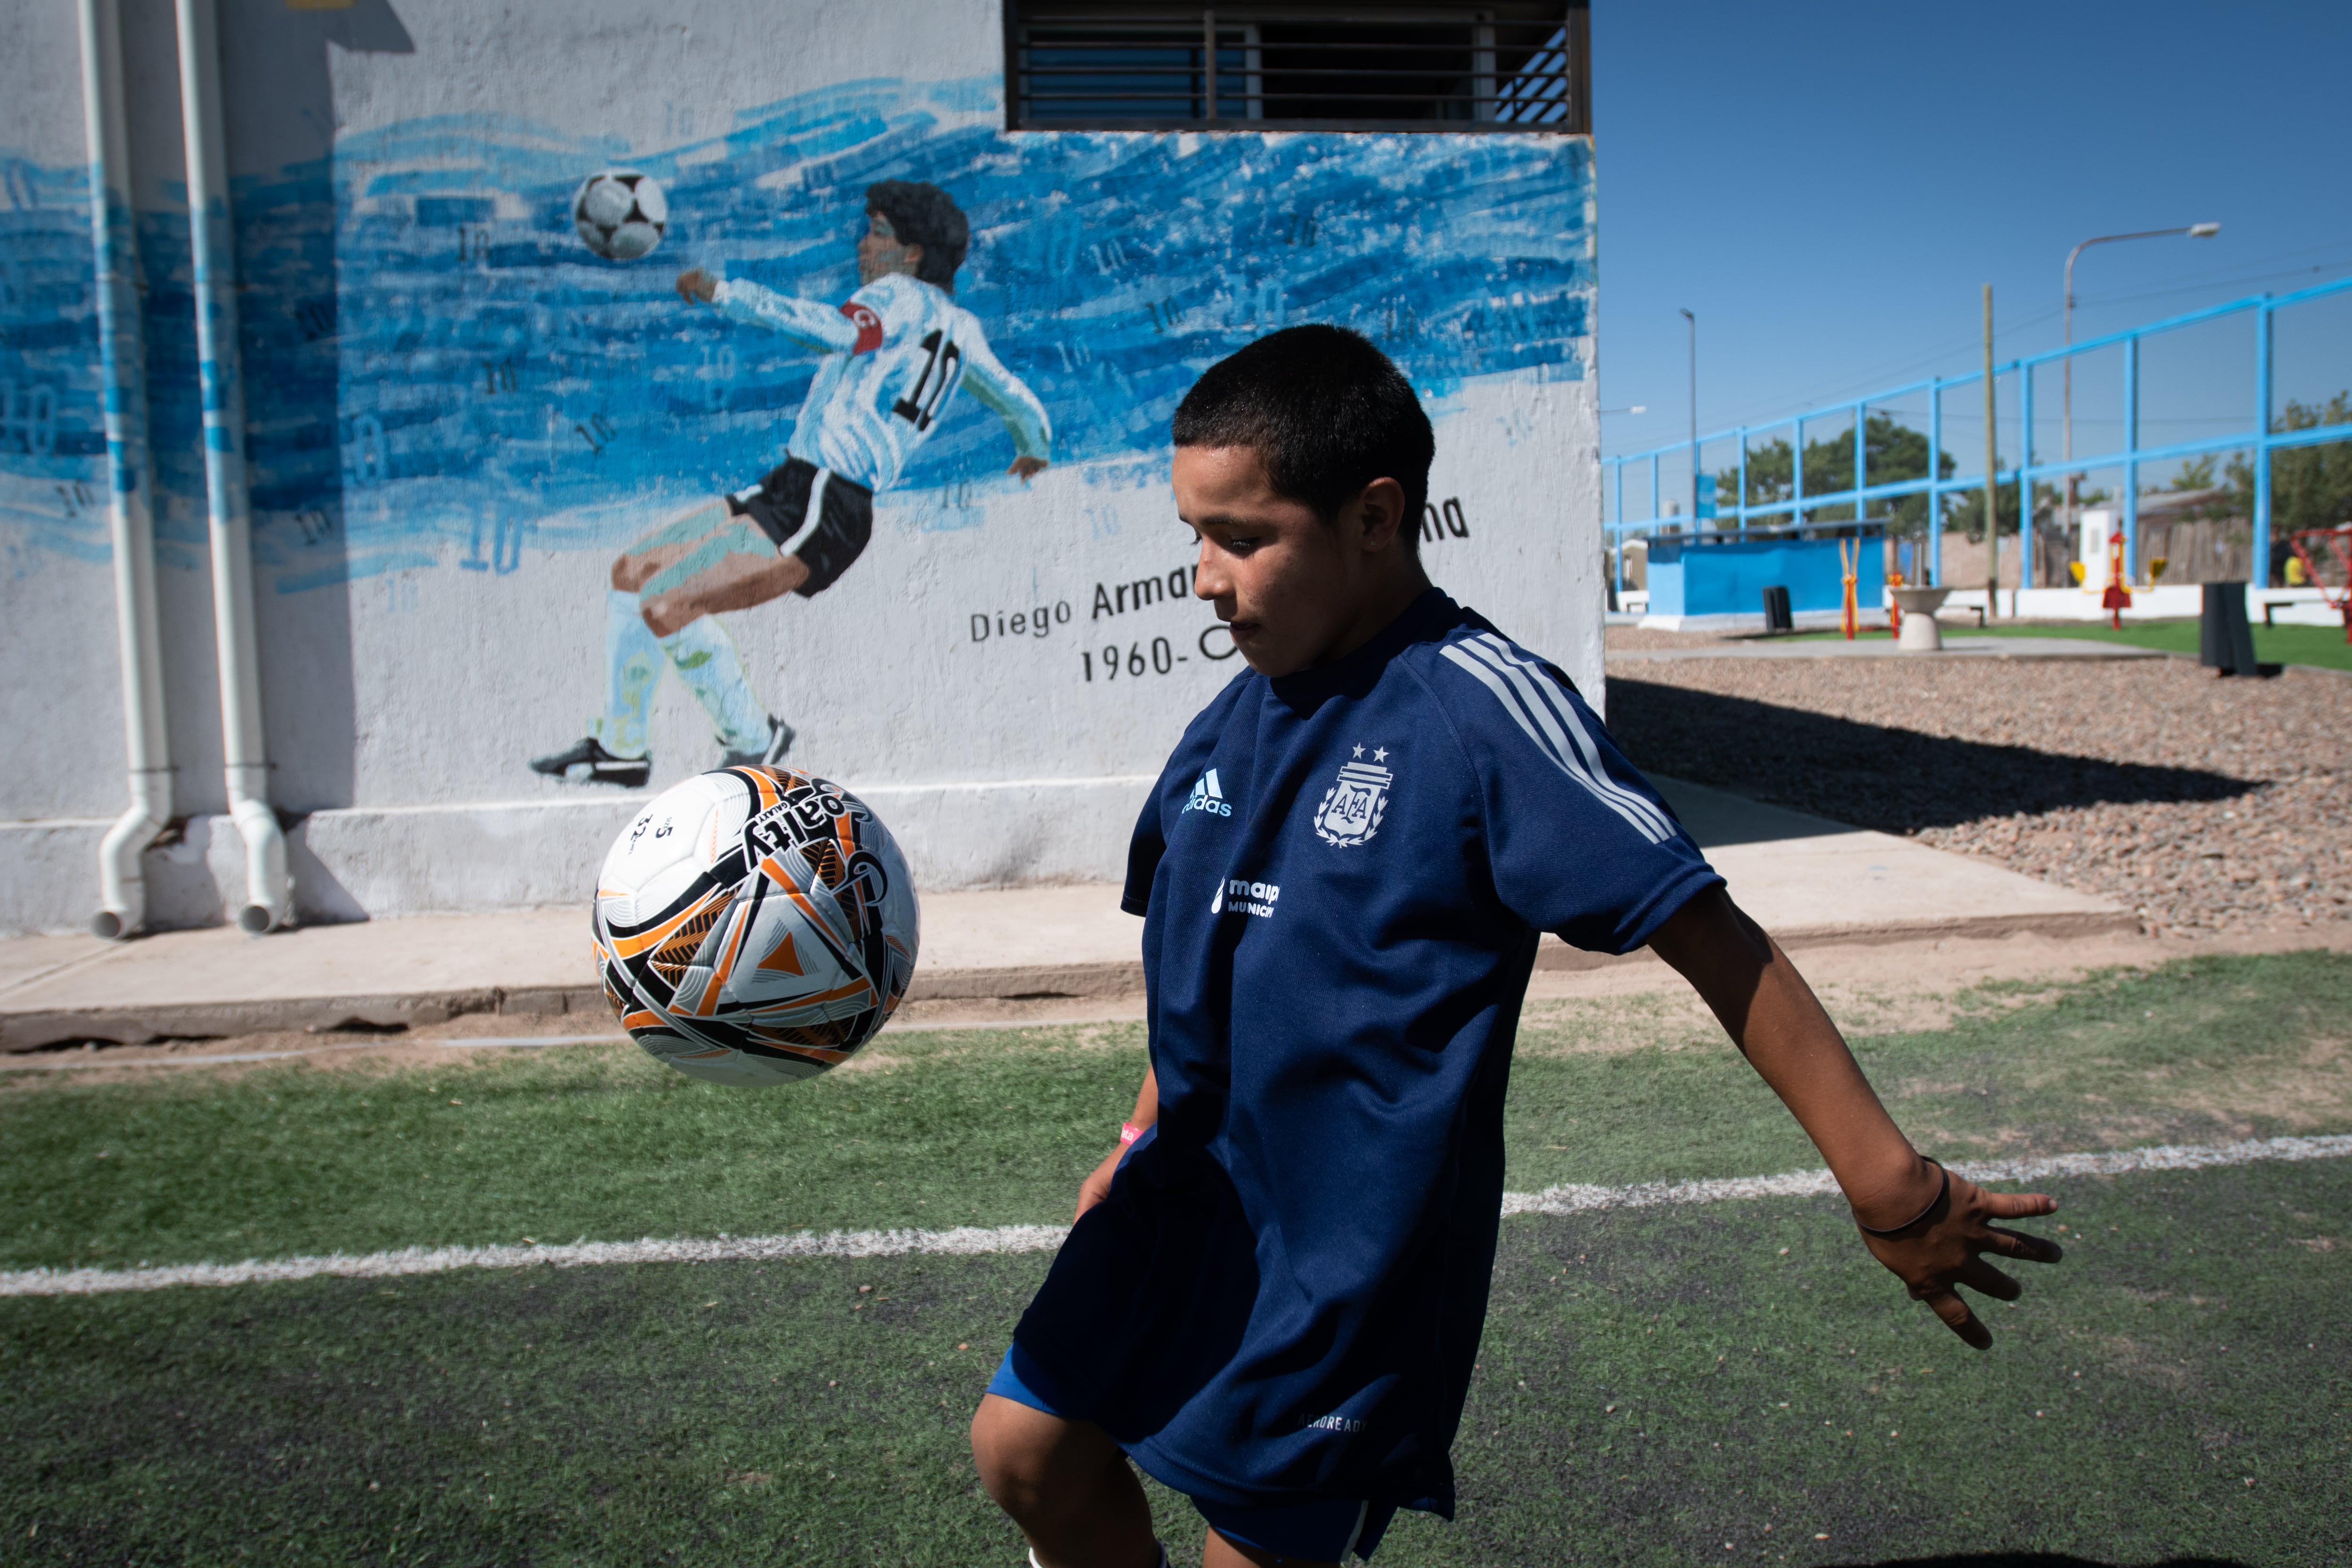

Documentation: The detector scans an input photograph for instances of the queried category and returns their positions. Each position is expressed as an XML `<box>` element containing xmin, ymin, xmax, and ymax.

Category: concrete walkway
<box><xmin>1609</xmin><ymin>637</ymin><xmax>2166</xmax><ymax>662</ymax></box>
<box><xmin>0</xmin><ymin>778</ymin><xmax>2127</xmax><ymax>1050</ymax></box>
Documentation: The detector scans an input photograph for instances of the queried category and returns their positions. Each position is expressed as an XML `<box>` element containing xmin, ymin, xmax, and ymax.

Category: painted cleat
<box><xmin>720</xmin><ymin>716</ymin><xmax>796</xmax><ymax>770</ymax></box>
<box><xmin>529</xmin><ymin>737</ymin><xmax>652</xmax><ymax>788</ymax></box>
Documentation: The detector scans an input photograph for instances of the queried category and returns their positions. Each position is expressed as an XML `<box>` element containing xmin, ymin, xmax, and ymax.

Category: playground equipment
<box><xmin>2100</xmin><ymin>528</ymin><xmax>2131</xmax><ymax>628</ymax></box>
<box><xmin>2288</xmin><ymin>525</ymin><xmax>2352</xmax><ymax>641</ymax></box>
<box><xmin>1838</xmin><ymin>537</ymin><xmax>1861</xmax><ymax>639</ymax></box>
<box><xmin>1889</xmin><ymin>585</ymin><xmax>1954</xmax><ymax>652</ymax></box>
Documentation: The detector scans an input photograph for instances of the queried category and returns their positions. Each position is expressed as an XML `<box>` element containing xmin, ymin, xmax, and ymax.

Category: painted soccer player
<box><xmin>531</xmin><ymin>181</ymin><xmax>1051</xmax><ymax>786</ymax></box>
<box><xmin>969</xmin><ymin>327</ymin><xmax>2063</xmax><ymax>1568</ymax></box>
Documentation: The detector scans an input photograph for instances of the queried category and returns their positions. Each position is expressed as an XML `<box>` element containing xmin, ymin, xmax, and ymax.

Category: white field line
<box><xmin>7</xmin><ymin>1133</ymin><xmax>2347</xmax><ymax>1300</ymax></box>
<box><xmin>1497</xmin><ymin>1133</ymin><xmax>2352</xmax><ymax>1216</ymax></box>
<box><xmin>1</xmin><ymin>1225</ymin><xmax>1075</xmax><ymax>1298</ymax></box>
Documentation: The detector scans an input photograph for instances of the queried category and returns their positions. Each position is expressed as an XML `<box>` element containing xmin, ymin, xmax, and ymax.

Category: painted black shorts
<box><xmin>728</xmin><ymin>457</ymin><xmax>875</xmax><ymax>598</ymax></box>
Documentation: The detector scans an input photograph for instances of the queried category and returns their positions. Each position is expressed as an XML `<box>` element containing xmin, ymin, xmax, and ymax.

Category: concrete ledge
<box><xmin>2</xmin><ymin>911</ymin><xmax>2142</xmax><ymax>1050</ymax></box>
<box><xmin>1767</xmin><ymin>908</ymin><xmax>2141</xmax><ymax>946</ymax></box>
<box><xmin>0</xmin><ymin>779</ymin><xmax>2136</xmax><ymax>1051</ymax></box>
<box><xmin>0</xmin><ymin>971</ymin><xmax>1170</xmax><ymax>1050</ymax></box>
<box><xmin>906</xmin><ymin>959</ymin><xmax>1144</xmax><ymax>1003</ymax></box>
<box><xmin>0</xmin><ymin>959</ymin><xmax>1154</xmax><ymax>1049</ymax></box>
<box><xmin>1526</xmin><ymin>905</ymin><xmax>2141</xmax><ymax>978</ymax></box>
<box><xmin>0</xmin><ymin>988</ymin><xmax>590</xmax><ymax>1051</ymax></box>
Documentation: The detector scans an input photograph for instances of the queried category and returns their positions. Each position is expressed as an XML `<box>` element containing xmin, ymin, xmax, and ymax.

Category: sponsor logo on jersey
<box><xmin>1182</xmin><ymin>767</ymin><xmax>1232</xmax><ymax>817</ymax></box>
<box><xmin>1313</xmin><ymin>747</ymin><xmax>1392</xmax><ymax>847</ymax></box>
<box><xmin>1299</xmin><ymin>1412</ymin><xmax>1365</xmax><ymax>1434</ymax></box>
<box><xmin>838</xmin><ymin>300</ymin><xmax>885</xmax><ymax>354</ymax></box>
<box><xmin>1210</xmin><ymin>876</ymin><xmax>1279</xmax><ymax>918</ymax></box>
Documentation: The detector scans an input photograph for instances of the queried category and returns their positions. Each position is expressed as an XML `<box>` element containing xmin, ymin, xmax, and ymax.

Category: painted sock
<box><xmin>590</xmin><ymin>589</ymin><xmax>661</xmax><ymax>759</ymax></box>
<box><xmin>658</xmin><ymin>614</ymin><xmax>769</xmax><ymax>753</ymax></box>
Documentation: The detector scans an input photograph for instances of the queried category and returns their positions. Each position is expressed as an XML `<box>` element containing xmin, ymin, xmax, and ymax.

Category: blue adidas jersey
<box><xmin>1012</xmin><ymin>590</ymin><xmax>1721</xmax><ymax>1515</ymax></box>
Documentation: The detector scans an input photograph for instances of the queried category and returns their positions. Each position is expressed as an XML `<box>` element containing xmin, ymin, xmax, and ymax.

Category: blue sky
<box><xmin>1591</xmin><ymin>0</ymin><xmax>2352</xmax><ymax>472</ymax></box>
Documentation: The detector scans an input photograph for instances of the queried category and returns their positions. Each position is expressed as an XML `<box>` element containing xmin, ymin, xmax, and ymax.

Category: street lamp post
<box><xmin>2061</xmin><ymin>224</ymin><xmax>2220</xmax><ymax>581</ymax></box>
<box><xmin>1680</xmin><ymin>308</ymin><xmax>1697</xmax><ymax>524</ymax></box>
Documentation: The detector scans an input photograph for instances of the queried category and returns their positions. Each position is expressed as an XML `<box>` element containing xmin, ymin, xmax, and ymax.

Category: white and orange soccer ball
<box><xmin>593</xmin><ymin>766</ymin><xmax>919</xmax><ymax>1085</ymax></box>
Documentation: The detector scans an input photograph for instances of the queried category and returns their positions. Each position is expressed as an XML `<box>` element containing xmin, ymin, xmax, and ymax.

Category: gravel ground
<box><xmin>1603</xmin><ymin>646</ymin><xmax>2352</xmax><ymax>935</ymax></box>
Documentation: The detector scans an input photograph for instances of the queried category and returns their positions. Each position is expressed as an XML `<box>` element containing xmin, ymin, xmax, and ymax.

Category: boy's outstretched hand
<box><xmin>1853</xmin><ymin>1162</ymin><xmax>2063</xmax><ymax>1349</ymax></box>
<box><xmin>1649</xmin><ymin>887</ymin><xmax>2063</xmax><ymax>1349</ymax></box>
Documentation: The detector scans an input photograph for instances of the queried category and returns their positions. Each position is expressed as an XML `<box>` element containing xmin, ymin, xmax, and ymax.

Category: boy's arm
<box><xmin>1075</xmin><ymin>1065</ymin><xmax>1156</xmax><ymax>1221</ymax></box>
<box><xmin>1646</xmin><ymin>885</ymin><xmax>2063</xmax><ymax>1348</ymax></box>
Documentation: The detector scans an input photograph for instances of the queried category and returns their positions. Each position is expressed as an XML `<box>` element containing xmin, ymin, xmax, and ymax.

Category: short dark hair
<box><xmin>1172</xmin><ymin>326</ymin><xmax>1434</xmax><ymax>552</ymax></box>
<box><xmin>864</xmin><ymin>180</ymin><xmax>969</xmax><ymax>291</ymax></box>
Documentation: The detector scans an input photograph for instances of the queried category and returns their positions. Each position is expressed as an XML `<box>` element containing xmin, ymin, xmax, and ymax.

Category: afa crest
<box><xmin>1313</xmin><ymin>753</ymin><xmax>1393</xmax><ymax>847</ymax></box>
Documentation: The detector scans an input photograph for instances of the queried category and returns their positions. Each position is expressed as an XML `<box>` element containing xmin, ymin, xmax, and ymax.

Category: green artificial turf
<box><xmin>4</xmin><ymin>954</ymin><xmax>2350</xmax><ymax>1563</ymax></box>
<box><xmin>4</xmin><ymin>954</ymin><xmax>2349</xmax><ymax>1274</ymax></box>
<box><xmin>3</xmin><ymin>1158</ymin><xmax>2343</xmax><ymax>1565</ymax></box>
<box><xmin>0</xmin><ymin>1025</ymin><xmax>1148</xmax><ymax>1272</ymax></box>
<box><xmin>1774</xmin><ymin>616</ymin><xmax>2352</xmax><ymax>671</ymax></box>
<box><xmin>1506</xmin><ymin>950</ymin><xmax>2352</xmax><ymax>1194</ymax></box>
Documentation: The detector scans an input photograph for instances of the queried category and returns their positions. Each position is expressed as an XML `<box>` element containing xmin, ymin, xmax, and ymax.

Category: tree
<box><xmin>1713</xmin><ymin>414</ymin><xmax>1953</xmax><ymax>530</ymax></box>
<box><xmin>2225</xmin><ymin>391</ymin><xmax>2352</xmax><ymax>535</ymax></box>
<box><xmin>1942</xmin><ymin>480</ymin><xmax>2064</xmax><ymax>541</ymax></box>
<box><xmin>2153</xmin><ymin>454</ymin><xmax>2237</xmax><ymax>524</ymax></box>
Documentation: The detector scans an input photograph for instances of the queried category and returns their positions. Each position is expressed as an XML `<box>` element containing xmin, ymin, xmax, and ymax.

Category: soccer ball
<box><xmin>593</xmin><ymin>766</ymin><xmax>919</xmax><ymax>1085</ymax></box>
<box><xmin>572</xmin><ymin>169</ymin><xmax>668</xmax><ymax>261</ymax></box>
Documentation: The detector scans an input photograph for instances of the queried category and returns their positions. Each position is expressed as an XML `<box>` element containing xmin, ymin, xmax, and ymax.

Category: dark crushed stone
<box><xmin>1603</xmin><ymin>654</ymin><xmax>2352</xmax><ymax>935</ymax></box>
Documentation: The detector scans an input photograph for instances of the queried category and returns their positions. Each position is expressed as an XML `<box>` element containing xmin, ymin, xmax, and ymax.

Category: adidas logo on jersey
<box><xmin>1182</xmin><ymin>768</ymin><xmax>1232</xmax><ymax>817</ymax></box>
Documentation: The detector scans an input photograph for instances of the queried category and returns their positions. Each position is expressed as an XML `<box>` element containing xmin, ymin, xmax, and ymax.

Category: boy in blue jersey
<box><xmin>530</xmin><ymin>180</ymin><xmax>1051</xmax><ymax>787</ymax></box>
<box><xmin>969</xmin><ymin>327</ymin><xmax>2063</xmax><ymax>1568</ymax></box>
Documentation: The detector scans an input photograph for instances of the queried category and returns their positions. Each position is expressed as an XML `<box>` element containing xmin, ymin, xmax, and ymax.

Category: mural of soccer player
<box><xmin>530</xmin><ymin>181</ymin><xmax>1053</xmax><ymax>787</ymax></box>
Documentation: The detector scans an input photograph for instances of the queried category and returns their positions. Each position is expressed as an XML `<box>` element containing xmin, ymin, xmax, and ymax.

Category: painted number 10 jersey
<box><xmin>712</xmin><ymin>270</ymin><xmax>1052</xmax><ymax>493</ymax></box>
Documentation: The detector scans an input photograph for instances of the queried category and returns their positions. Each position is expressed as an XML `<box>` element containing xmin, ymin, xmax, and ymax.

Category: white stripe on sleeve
<box><xmin>1438</xmin><ymin>645</ymin><xmax>1672</xmax><ymax>844</ymax></box>
<box><xmin>1464</xmin><ymin>635</ymin><xmax>1679</xmax><ymax>841</ymax></box>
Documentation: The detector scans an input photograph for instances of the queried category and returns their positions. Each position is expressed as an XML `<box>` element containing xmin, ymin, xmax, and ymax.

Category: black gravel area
<box><xmin>1604</xmin><ymin>658</ymin><xmax>2352</xmax><ymax>935</ymax></box>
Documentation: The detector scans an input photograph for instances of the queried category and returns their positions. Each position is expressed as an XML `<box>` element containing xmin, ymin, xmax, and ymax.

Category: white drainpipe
<box><xmin>176</xmin><ymin>0</ymin><xmax>290</xmax><ymax>934</ymax></box>
<box><xmin>79</xmin><ymin>0</ymin><xmax>172</xmax><ymax>940</ymax></box>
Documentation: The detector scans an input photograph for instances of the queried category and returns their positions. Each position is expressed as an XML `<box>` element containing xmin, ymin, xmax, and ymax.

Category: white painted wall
<box><xmin>0</xmin><ymin>0</ymin><xmax>1601</xmax><ymax>934</ymax></box>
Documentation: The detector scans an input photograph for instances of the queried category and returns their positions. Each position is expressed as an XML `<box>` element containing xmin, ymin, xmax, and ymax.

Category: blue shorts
<box><xmin>988</xmin><ymin>1343</ymin><xmax>1397</xmax><ymax>1563</ymax></box>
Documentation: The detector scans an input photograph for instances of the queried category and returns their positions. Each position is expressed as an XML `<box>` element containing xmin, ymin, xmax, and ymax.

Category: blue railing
<box><xmin>1602</xmin><ymin>273</ymin><xmax>2352</xmax><ymax>594</ymax></box>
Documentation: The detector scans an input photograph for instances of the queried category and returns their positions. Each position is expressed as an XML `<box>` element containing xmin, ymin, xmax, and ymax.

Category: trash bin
<box><xmin>2200</xmin><ymin>582</ymin><xmax>2258</xmax><ymax>677</ymax></box>
<box><xmin>1761</xmin><ymin>584</ymin><xmax>1793</xmax><ymax>634</ymax></box>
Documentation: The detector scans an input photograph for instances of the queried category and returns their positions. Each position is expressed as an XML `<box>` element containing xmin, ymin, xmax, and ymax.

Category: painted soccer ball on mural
<box><xmin>572</xmin><ymin>168</ymin><xmax>668</xmax><ymax>261</ymax></box>
<box><xmin>593</xmin><ymin>766</ymin><xmax>919</xmax><ymax>1086</ymax></box>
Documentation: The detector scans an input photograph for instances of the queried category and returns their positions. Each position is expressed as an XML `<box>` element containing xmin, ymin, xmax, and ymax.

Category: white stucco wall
<box><xmin>0</xmin><ymin>0</ymin><xmax>1600</xmax><ymax>933</ymax></box>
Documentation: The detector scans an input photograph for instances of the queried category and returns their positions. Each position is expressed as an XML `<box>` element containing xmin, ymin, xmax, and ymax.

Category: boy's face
<box><xmin>858</xmin><ymin>211</ymin><xmax>924</xmax><ymax>285</ymax></box>
<box><xmin>1176</xmin><ymin>445</ymin><xmax>1413</xmax><ymax>677</ymax></box>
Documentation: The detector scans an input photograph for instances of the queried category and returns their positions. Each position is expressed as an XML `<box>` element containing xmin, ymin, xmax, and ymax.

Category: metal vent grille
<box><xmin>1007</xmin><ymin>3</ymin><xmax>1587</xmax><ymax>134</ymax></box>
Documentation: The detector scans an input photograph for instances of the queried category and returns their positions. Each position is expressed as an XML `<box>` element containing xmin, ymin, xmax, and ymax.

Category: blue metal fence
<box><xmin>1603</xmin><ymin>273</ymin><xmax>2352</xmax><ymax>596</ymax></box>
